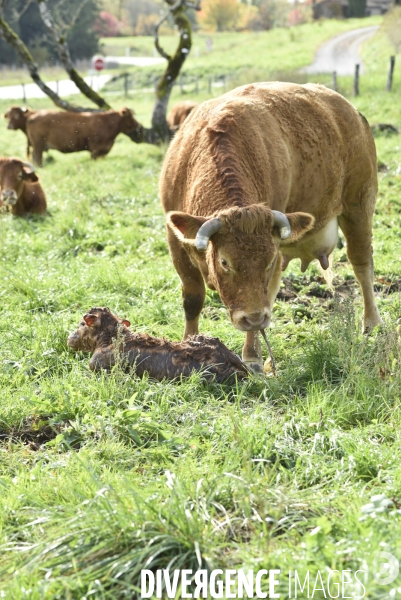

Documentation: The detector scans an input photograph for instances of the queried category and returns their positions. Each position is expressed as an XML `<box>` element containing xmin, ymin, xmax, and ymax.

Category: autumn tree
<box><xmin>198</xmin><ymin>0</ymin><xmax>239</xmax><ymax>31</ymax></box>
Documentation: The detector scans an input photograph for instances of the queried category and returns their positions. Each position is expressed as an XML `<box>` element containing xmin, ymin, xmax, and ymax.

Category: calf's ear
<box><xmin>83</xmin><ymin>314</ymin><xmax>99</xmax><ymax>327</ymax></box>
<box><xmin>278</xmin><ymin>212</ymin><xmax>315</xmax><ymax>243</ymax></box>
<box><xmin>167</xmin><ymin>211</ymin><xmax>208</xmax><ymax>245</ymax></box>
<box><xmin>122</xmin><ymin>319</ymin><xmax>131</xmax><ymax>327</ymax></box>
<box><xmin>22</xmin><ymin>167</ymin><xmax>38</xmax><ymax>182</ymax></box>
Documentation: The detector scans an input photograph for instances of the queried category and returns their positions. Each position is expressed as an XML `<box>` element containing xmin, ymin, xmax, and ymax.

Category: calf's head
<box><xmin>68</xmin><ymin>307</ymin><xmax>131</xmax><ymax>352</ymax></box>
<box><xmin>3</xmin><ymin>106</ymin><xmax>30</xmax><ymax>130</ymax></box>
<box><xmin>167</xmin><ymin>205</ymin><xmax>314</xmax><ymax>331</ymax></box>
<box><xmin>0</xmin><ymin>158</ymin><xmax>38</xmax><ymax>206</ymax></box>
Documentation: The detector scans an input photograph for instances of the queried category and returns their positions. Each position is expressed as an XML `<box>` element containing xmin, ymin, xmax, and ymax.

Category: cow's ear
<box><xmin>22</xmin><ymin>167</ymin><xmax>38</xmax><ymax>182</ymax></box>
<box><xmin>166</xmin><ymin>211</ymin><xmax>208</xmax><ymax>245</ymax></box>
<box><xmin>279</xmin><ymin>212</ymin><xmax>315</xmax><ymax>242</ymax></box>
<box><xmin>122</xmin><ymin>319</ymin><xmax>130</xmax><ymax>327</ymax></box>
<box><xmin>83</xmin><ymin>314</ymin><xmax>99</xmax><ymax>327</ymax></box>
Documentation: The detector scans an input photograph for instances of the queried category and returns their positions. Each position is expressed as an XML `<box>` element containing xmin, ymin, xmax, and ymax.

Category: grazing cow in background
<box><xmin>167</xmin><ymin>100</ymin><xmax>198</xmax><ymax>131</ymax></box>
<box><xmin>160</xmin><ymin>82</ymin><xmax>382</xmax><ymax>373</ymax></box>
<box><xmin>0</xmin><ymin>157</ymin><xmax>46</xmax><ymax>216</ymax></box>
<box><xmin>3</xmin><ymin>106</ymin><xmax>36</xmax><ymax>157</ymax></box>
<box><xmin>26</xmin><ymin>107</ymin><xmax>140</xmax><ymax>166</ymax></box>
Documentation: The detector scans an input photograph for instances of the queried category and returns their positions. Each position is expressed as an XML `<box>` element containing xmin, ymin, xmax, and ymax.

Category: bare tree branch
<box><xmin>17</xmin><ymin>0</ymin><xmax>34</xmax><ymax>19</ymax></box>
<box><xmin>53</xmin><ymin>0</ymin><xmax>90</xmax><ymax>35</ymax></box>
<box><xmin>0</xmin><ymin>14</ymin><xmax>103</xmax><ymax>112</ymax></box>
<box><xmin>37</xmin><ymin>0</ymin><xmax>111</xmax><ymax>110</ymax></box>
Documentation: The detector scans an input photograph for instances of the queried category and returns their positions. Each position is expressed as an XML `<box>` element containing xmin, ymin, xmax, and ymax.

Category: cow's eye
<box><xmin>221</xmin><ymin>258</ymin><xmax>229</xmax><ymax>270</ymax></box>
<box><xmin>16</xmin><ymin>173</ymin><xmax>23</xmax><ymax>180</ymax></box>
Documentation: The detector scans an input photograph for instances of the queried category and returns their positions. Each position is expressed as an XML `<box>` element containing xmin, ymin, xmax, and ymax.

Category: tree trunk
<box><xmin>151</xmin><ymin>1</ymin><xmax>194</xmax><ymax>141</ymax></box>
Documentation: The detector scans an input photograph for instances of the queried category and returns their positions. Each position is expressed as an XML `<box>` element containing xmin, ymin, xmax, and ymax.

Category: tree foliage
<box><xmin>198</xmin><ymin>0</ymin><xmax>239</xmax><ymax>31</ymax></box>
<box><xmin>0</xmin><ymin>0</ymin><xmax>100</xmax><ymax>65</ymax></box>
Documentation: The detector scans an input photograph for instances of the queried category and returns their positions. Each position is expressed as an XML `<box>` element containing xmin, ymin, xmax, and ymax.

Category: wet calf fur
<box><xmin>68</xmin><ymin>307</ymin><xmax>249</xmax><ymax>383</ymax></box>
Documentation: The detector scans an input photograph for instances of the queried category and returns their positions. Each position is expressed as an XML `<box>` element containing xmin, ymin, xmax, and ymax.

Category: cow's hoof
<box><xmin>244</xmin><ymin>361</ymin><xmax>264</xmax><ymax>375</ymax></box>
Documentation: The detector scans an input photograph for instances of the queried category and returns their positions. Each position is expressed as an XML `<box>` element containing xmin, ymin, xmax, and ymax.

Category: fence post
<box><xmin>353</xmin><ymin>64</ymin><xmax>360</xmax><ymax>97</ymax></box>
<box><xmin>332</xmin><ymin>71</ymin><xmax>337</xmax><ymax>92</ymax></box>
<box><xmin>208</xmin><ymin>76</ymin><xmax>212</xmax><ymax>94</ymax></box>
<box><xmin>56</xmin><ymin>80</ymin><xmax>59</xmax><ymax>95</ymax></box>
<box><xmin>386</xmin><ymin>56</ymin><xmax>395</xmax><ymax>92</ymax></box>
<box><xmin>124</xmin><ymin>72</ymin><xmax>128</xmax><ymax>97</ymax></box>
<box><xmin>21</xmin><ymin>83</ymin><xmax>26</xmax><ymax>102</ymax></box>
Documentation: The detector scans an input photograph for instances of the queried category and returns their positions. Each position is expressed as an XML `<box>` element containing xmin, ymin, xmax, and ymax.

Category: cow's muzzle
<box><xmin>231</xmin><ymin>309</ymin><xmax>270</xmax><ymax>332</ymax></box>
<box><xmin>1</xmin><ymin>189</ymin><xmax>18</xmax><ymax>205</ymax></box>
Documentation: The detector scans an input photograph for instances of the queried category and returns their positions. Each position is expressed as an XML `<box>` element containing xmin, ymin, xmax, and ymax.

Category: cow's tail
<box><xmin>318</xmin><ymin>253</ymin><xmax>334</xmax><ymax>289</ymax></box>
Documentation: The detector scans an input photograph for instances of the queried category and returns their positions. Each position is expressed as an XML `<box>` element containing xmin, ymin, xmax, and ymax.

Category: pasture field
<box><xmin>0</xmin><ymin>22</ymin><xmax>401</xmax><ymax>600</ymax></box>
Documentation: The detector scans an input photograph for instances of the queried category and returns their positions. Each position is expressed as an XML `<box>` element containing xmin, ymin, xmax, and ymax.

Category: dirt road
<box><xmin>302</xmin><ymin>25</ymin><xmax>379</xmax><ymax>75</ymax></box>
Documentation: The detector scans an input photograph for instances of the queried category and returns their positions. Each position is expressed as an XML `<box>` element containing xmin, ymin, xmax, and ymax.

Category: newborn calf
<box><xmin>68</xmin><ymin>307</ymin><xmax>249</xmax><ymax>383</ymax></box>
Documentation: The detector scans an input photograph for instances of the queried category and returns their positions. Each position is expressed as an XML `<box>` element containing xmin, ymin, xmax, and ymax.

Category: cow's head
<box><xmin>118</xmin><ymin>107</ymin><xmax>141</xmax><ymax>133</ymax></box>
<box><xmin>3</xmin><ymin>106</ymin><xmax>30</xmax><ymax>130</ymax></box>
<box><xmin>167</xmin><ymin>204</ymin><xmax>314</xmax><ymax>331</ymax></box>
<box><xmin>0</xmin><ymin>158</ymin><xmax>38</xmax><ymax>206</ymax></box>
<box><xmin>67</xmin><ymin>307</ymin><xmax>131</xmax><ymax>352</ymax></box>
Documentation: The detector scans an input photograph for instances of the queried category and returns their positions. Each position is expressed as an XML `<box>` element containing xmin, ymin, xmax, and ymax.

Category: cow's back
<box><xmin>27</xmin><ymin>111</ymin><xmax>120</xmax><ymax>153</ymax></box>
<box><xmin>160</xmin><ymin>82</ymin><xmax>377</xmax><ymax>227</ymax></box>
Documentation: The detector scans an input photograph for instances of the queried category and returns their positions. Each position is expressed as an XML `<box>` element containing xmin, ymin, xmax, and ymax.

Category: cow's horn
<box><xmin>22</xmin><ymin>161</ymin><xmax>35</xmax><ymax>172</ymax></box>
<box><xmin>195</xmin><ymin>218</ymin><xmax>222</xmax><ymax>251</ymax></box>
<box><xmin>272</xmin><ymin>210</ymin><xmax>291</xmax><ymax>240</ymax></box>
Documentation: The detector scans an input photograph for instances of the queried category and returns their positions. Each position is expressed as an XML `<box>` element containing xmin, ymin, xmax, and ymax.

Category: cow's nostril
<box><xmin>239</xmin><ymin>317</ymin><xmax>251</xmax><ymax>329</ymax></box>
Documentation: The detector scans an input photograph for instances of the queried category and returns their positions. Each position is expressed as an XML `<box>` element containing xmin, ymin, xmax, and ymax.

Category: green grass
<box><xmin>0</xmin><ymin>19</ymin><xmax>401</xmax><ymax>600</ymax></box>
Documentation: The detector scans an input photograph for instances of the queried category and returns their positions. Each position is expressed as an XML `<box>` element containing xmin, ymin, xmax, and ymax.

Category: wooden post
<box><xmin>332</xmin><ymin>71</ymin><xmax>337</xmax><ymax>92</ymax></box>
<box><xmin>21</xmin><ymin>82</ymin><xmax>26</xmax><ymax>102</ymax></box>
<box><xmin>124</xmin><ymin>72</ymin><xmax>128</xmax><ymax>97</ymax></box>
<box><xmin>56</xmin><ymin>80</ymin><xmax>59</xmax><ymax>95</ymax></box>
<box><xmin>353</xmin><ymin>64</ymin><xmax>360</xmax><ymax>97</ymax></box>
<box><xmin>208</xmin><ymin>76</ymin><xmax>212</xmax><ymax>94</ymax></box>
<box><xmin>386</xmin><ymin>56</ymin><xmax>395</xmax><ymax>92</ymax></box>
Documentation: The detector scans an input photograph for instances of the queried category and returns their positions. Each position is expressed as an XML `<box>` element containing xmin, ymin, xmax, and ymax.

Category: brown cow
<box><xmin>3</xmin><ymin>106</ymin><xmax>36</xmax><ymax>157</ymax></box>
<box><xmin>68</xmin><ymin>307</ymin><xmax>249</xmax><ymax>383</ymax></box>
<box><xmin>160</xmin><ymin>82</ymin><xmax>382</xmax><ymax>373</ymax></box>
<box><xmin>0</xmin><ymin>157</ymin><xmax>46</xmax><ymax>216</ymax></box>
<box><xmin>167</xmin><ymin>100</ymin><xmax>198</xmax><ymax>131</ymax></box>
<box><xmin>26</xmin><ymin>107</ymin><xmax>140</xmax><ymax>167</ymax></box>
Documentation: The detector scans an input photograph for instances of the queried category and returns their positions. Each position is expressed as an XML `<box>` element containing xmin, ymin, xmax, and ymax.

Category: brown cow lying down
<box><xmin>0</xmin><ymin>157</ymin><xmax>46</xmax><ymax>216</ymax></box>
<box><xmin>160</xmin><ymin>82</ymin><xmax>383</xmax><ymax>373</ymax></box>
<box><xmin>167</xmin><ymin>101</ymin><xmax>198</xmax><ymax>131</ymax></box>
<box><xmin>25</xmin><ymin>107</ymin><xmax>140</xmax><ymax>167</ymax></box>
<box><xmin>68</xmin><ymin>307</ymin><xmax>249</xmax><ymax>383</ymax></box>
<box><xmin>3</xmin><ymin>106</ymin><xmax>36</xmax><ymax>158</ymax></box>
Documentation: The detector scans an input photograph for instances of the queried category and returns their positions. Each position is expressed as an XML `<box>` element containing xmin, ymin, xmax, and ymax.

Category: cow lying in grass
<box><xmin>0</xmin><ymin>157</ymin><xmax>46</xmax><ymax>216</ymax></box>
<box><xmin>3</xmin><ymin>106</ymin><xmax>36</xmax><ymax>158</ymax></box>
<box><xmin>167</xmin><ymin>101</ymin><xmax>198</xmax><ymax>131</ymax></box>
<box><xmin>68</xmin><ymin>307</ymin><xmax>249</xmax><ymax>383</ymax></box>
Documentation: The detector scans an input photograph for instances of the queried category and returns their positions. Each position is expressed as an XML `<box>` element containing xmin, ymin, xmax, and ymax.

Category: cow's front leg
<box><xmin>242</xmin><ymin>331</ymin><xmax>263</xmax><ymax>373</ymax></box>
<box><xmin>167</xmin><ymin>229</ymin><xmax>205</xmax><ymax>339</ymax></box>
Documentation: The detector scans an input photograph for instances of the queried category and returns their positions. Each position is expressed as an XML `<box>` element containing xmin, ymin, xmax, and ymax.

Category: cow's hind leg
<box><xmin>242</xmin><ymin>254</ymin><xmax>283</xmax><ymax>373</ymax></box>
<box><xmin>338</xmin><ymin>211</ymin><xmax>382</xmax><ymax>333</ymax></box>
<box><xmin>167</xmin><ymin>230</ymin><xmax>205</xmax><ymax>339</ymax></box>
